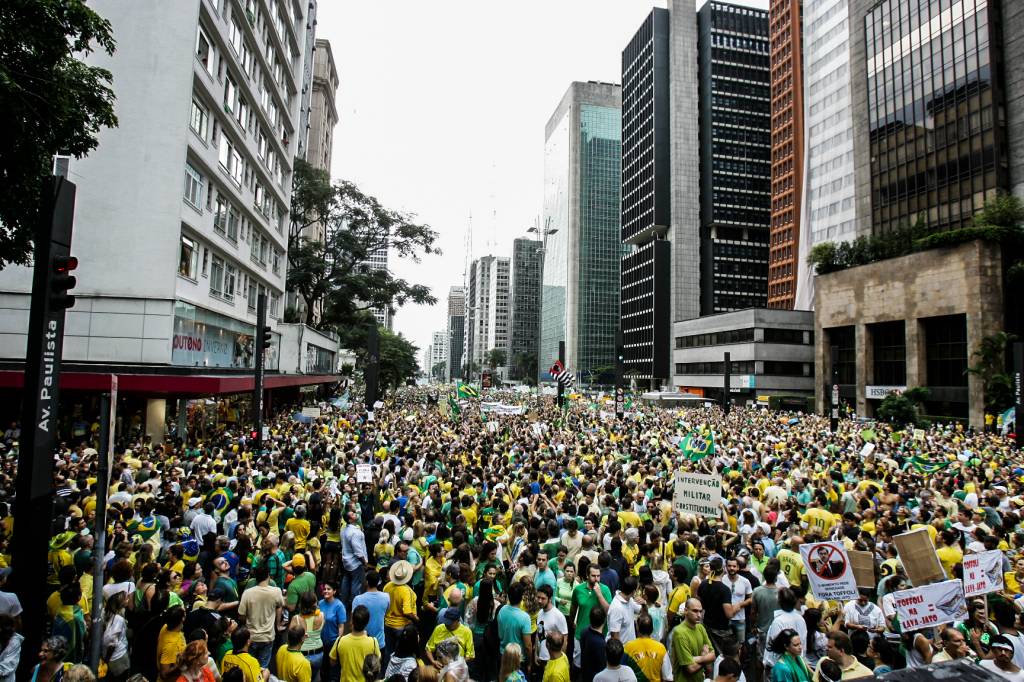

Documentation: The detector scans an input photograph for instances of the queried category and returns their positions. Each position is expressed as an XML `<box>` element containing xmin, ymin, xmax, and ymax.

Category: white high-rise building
<box><xmin>795</xmin><ymin>0</ymin><xmax>859</xmax><ymax>308</ymax></box>
<box><xmin>0</xmin><ymin>0</ymin><xmax>324</xmax><ymax>436</ymax></box>
<box><xmin>429</xmin><ymin>330</ymin><xmax>447</xmax><ymax>379</ymax></box>
<box><xmin>463</xmin><ymin>255</ymin><xmax>510</xmax><ymax>376</ymax></box>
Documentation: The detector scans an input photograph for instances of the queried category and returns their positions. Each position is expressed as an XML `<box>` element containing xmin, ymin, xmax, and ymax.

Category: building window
<box><xmin>224</xmin><ymin>76</ymin><xmax>238</xmax><ymax>114</ymax></box>
<box><xmin>270</xmin><ymin>292</ymin><xmax>280</xmax><ymax>318</ymax></box>
<box><xmin>871</xmin><ymin>320</ymin><xmax>906</xmax><ymax>386</ymax></box>
<box><xmin>229</xmin><ymin>15</ymin><xmax>242</xmax><ymax>54</ymax></box>
<box><xmin>183</xmin><ymin>163</ymin><xmax>204</xmax><ymax>210</ymax></box>
<box><xmin>213</xmin><ymin>193</ymin><xmax>228</xmax><ymax>235</ymax></box>
<box><xmin>196</xmin><ymin>27</ymin><xmax>214</xmax><ymax>75</ymax></box>
<box><xmin>218</xmin><ymin>136</ymin><xmax>242</xmax><ymax>186</ymax></box>
<box><xmin>178</xmin><ymin>235</ymin><xmax>199</xmax><ymax>280</ymax></box>
<box><xmin>763</xmin><ymin>327</ymin><xmax>807</xmax><ymax>344</ymax></box>
<box><xmin>247</xmin><ymin>277</ymin><xmax>258</xmax><ymax>310</ymax></box>
<box><xmin>189</xmin><ymin>100</ymin><xmax>208</xmax><ymax>140</ymax></box>
<box><xmin>272</xmin><ymin>250</ymin><xmax>281</xmax><ymax>275</ymax></box>
<box><xmin>223</xmin><ymin>263</ymin><xmax>236</xmax><ymax>302</ymax></box>
<box><xmin>924</xmin><ymin>315</ymin><xmax>968</xmax><ymax>388</ymax></box>
<box><xmin>827</xmin><ymin>326</ymin><xmax>856</xmax><ymax>385</ymax></box>
<box><xmin>210</xmin><ymin>254</ymin><xmax>225</xmax><ymax>296</ymax></box>
<box><xmin>227</xmin><ymin>205</ymin><xmax>240</xmax><ymax>241</ymax></box>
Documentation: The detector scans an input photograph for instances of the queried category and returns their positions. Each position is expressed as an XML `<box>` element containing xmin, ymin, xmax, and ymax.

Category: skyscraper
<box><xmin>767</xmin><ymin>0</ymin><xmax>804</xmax><ymax>309</ymax></box>
<box><xmin>510</xmin><ymin>238</ymin><xmax>541</xmax><ymax>381</ymax></box>
<box><xmin>542</xmin><ymin>81</ymin><xmax>622</xmax><ymax>384</ymax></box>
<box><xmin>446</xmin><ymin>285</ymin><xmax>465</xmax><ymax>380</ymax></box>
<box><xmin>620</xmin><ymin>1</ymin><xmax>700</xmax><ymax>387</ymax></box>
<box><xmin>463</xmin><ymin>255</ymin><xmax>510</xmax><ymax>376</ymax></box>
<box><xmin>697</xmin><ymin>2</ymin><xmax>772</xmax><ymax>315</ymax></box>
<box><xmin>430</xmin><ymin>330</ymin><xmax>447</xmax><ymax>379</ymax></box>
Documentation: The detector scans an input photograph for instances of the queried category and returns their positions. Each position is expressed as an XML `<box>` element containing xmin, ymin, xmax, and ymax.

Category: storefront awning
<box><xmin>0</xmin><ymin>370</ymin><xmax>339</xmax><ymax>396</ymax></box>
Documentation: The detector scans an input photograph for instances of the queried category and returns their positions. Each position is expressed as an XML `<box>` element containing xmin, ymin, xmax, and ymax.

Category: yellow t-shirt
<box><xmin>329</xmin><ymin>632</ymin><xmax>381</xmax><ymax>682</ymax></box>
<box><xmin>622</xmin><ymin>543</ymin><xmax>640</xmax><ymax>569</ymax></box>
<box><xmin>275</xmin><ymin>646</ymin><xmax>311</xmax><ymax>682</ymax></box>
<box><xmin>622</xmin><ymin>637</ymin><xmax>668</xmax><ymax>682</ymax></box>
<box><xmin>157</xmin><ymin>625</ymin><xmax>186</xmax><ymax>670</ymax></box>
<box><xmin>285</xmin><ymin>518</ymin><xmax>311</xmax><ymax>550</ymax></box>
<box><xmin>668</xmin><ymin>584</ymin><xmax>691</xmax><ymax>618</ymax></box>
<box><xmin>543</xmin><ymin>654</ymin><xmax>571</xmax><ymax>682</ymax></box>
<box><xmin>383</xmin><ymin>582</ymin><xmax>417</xmax><ymax>628</ymax></box>
<box><xmin>777</xmin><ymin>548</ymin><xmax>805</xmax><ymax>586</ymax></box>
<box><xmin>222</xmin><ymin>651</ymin><xmax>262</xmax><ymax>682</ymax></box>
<box><xmin>936</xmin><ymin>545</ymin><xmax>963</xmax><ymax>579</ymax></box>
<box><xmin>618</xmin><ymin>511</ymin><xmax>642</xmax><ymax>529</ymax></box>
<box><xmin>426</xmin><ymin>623</ymin><xmax>475</xmax><ymax>659</ymax></box>
<box><xmin>802</xmin><ymin>508</ymin><xmax>836</xmax><ymax>538</ymax></box>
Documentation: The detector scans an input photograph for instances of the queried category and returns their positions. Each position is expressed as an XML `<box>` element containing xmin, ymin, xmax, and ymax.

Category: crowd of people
<box><xmin>0</xmin><ymin>387</ymin><xmax>1022</xmax><ymax>682</ymax></box>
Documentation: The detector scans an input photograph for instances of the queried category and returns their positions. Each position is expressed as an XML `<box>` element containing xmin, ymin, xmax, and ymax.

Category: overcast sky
<box><xmin>316</xmin><ymin>0</ymin><xmax>766</xmax><ymax>361</ymax></box>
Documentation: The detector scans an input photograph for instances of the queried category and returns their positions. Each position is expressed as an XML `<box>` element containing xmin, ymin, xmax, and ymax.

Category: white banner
<box><xmin>892</xmin><ymin>580</ymin><xmax>968</xmax><ymax>631</ymax></box>
<box><xmin>963</xmin><ymin>550</ymin><xmax>1004</xmax><ymax>597</ymax></box>
<box><xmin>356</xmin><ymin>463</ymin><xmax>373</xmax><ymax>483</ymax></box>
<box><xmin>486</xmin><ymin>421</ymin><xmax>498</xmax><ymax>433</ymax></box>
<box><xmin>480</xmin><ymin>402</ymin><xmax>526</xmax><ymax>415</ymax></box>
<box><xmin>672</xmin><ymin>472</ymin><xmax>722</xmax><ymax>517</ymax></box>
<box><xmin>800</xmin><ymin>542</ymin><xmax>859</xmax><ymax>601</ymax></box>
<box><xmin>301</xmin><ymin>406</ymin><xmax>321</xmax><ymax>418</ymax></box>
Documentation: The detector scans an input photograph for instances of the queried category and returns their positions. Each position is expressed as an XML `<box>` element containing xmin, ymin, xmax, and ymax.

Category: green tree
<box><xmin>877</xmin><ymin>387</ymin><xmax>929</xmax><ymax>427</ymax></box>
<box><xmin>967</xmin><ymin>332</ymin><xmax>1017</xmax><ymax>414</ymax></box>
<box><xmin>337</xmin><ymin>314</ymin><xmax>420</xmax><ymax>391</ymax></box>
<box><xmin>430</xmin><ymin>361</ymin><xmax>446</xmax><ymax>381</ymax></box>
<box><xmin>0</xmin><ymin>0</ymin><xmax>118</xmax><ymax>268</ymax></box>
<box><xmin>287</xmin><ymin>159</ymin><xmax>440</xmax><ymax>327</ymax></box>
<box><xmin>484</xmin><ymin>348</ymin><xmax>506</xmax><ymax>371</ymax></box>
<box><xmin>511</xmin><ymin>351</ymin><xmax>538</xmax><ymax>383</ymax></box>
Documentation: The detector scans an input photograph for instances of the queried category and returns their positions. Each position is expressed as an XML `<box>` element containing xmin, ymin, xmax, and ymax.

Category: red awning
<box><xmin>0</xmin><ymin>370</ymin><xmax>338</xmax><ymax>396</ymax></box>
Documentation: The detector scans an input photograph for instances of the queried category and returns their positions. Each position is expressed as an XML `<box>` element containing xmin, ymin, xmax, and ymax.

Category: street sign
<box><xmin>831</xmin><ymin>384</ymin><xmax>839</xmax><ymax>404</ymax></box>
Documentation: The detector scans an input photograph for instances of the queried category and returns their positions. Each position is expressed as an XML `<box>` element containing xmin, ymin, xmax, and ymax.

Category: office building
<box><xmin>673</xmin><ymin>308</ymin><xmax>815</xmax><ymax>404</ymax></box>
<box><xmin>0</xmin><ymin>0</ymin><xmax>332</xmax><ymax>440</ymax></box>
<box><xmin>364</xmin><ymin>244</ymin><xmax>392</xmax><ymax>329</ymax></box>
<box><xmin>767</xmin><ymin>0</ymin><xmax>804</xmax><ymax>309</ymax></box>
<box><xmin>429</xmin><ymin>330</ymin><xmax>447</xmax><ymax>379</ymax></box>
<box><xmin>446</xmin><ymin>286</ymin><xmax>465</xmax><ymax>380</ymax></box>
<box><xmin>541</xmin><ymin>81</ymin><xmax>622</xmax><ymax>384</ymax></box>
<box><xmin>510</xmin><ymin>238</ymin><xmax>541</xmax><ymax>381</ymax></box>
<box><xmin>697</xmin><ymin>2</ymin><xmax>772</xmax><ymax>315</ymax></box>
<box><xmin>858</xmin><ymin>0</ymin><xmax>1008</xmax><ymax>235</ymax></box>
<box><xmin>463</xmin><ymin>255</ymin><xmax>510</xmax><ymax>376</ymax></box>
<box><xmin>794</xmin><ymin>0</ymin><xmax>860</xmax><ymax>309</ymax></box>
<box><xmin>620</xmin><ymin>1</ymin><xmax>700</xmax><ymax>387</ymax></box>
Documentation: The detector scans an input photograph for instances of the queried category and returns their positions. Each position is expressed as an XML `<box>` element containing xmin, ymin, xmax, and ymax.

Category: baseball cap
<box><xmin>441</xmin><ymin>607</ymin><xmax>461</xmax><ymax>626</ymax></box>
<box><xmin>292</xmin><ymin>553</ymin><xmax>306</xmax><ymax>568</ymax></box>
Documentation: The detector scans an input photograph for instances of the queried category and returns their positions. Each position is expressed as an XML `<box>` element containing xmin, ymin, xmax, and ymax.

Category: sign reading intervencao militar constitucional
<box><xmin>892</xmin><ymin>580</ymin><xmax>968</xmax><ymax>631</ymax></box>
<box><xmin>673</xmin><ymin>471</ymin><xmax>722</xmax><ymax>517</ymax></box>
<box><xmin>799</xmin><ymin>541</ymin><xmax>859</xmax><ymax>601</ymax></box>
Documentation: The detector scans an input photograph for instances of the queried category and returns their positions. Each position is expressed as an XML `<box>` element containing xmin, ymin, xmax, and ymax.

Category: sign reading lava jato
<box><xmin>673</xmin><ymin>471</ymin><xmax>722</xmax><ymax>517</ymax></box>
<box><xmin>963</xmin><ymin>550</ymin><xmax>1004</xmax><ymax>597</ymax></box>
<box><xmin>892</xmin><ymin>580</ymin><xmax>968</xmax><ymax>631</ymax></box>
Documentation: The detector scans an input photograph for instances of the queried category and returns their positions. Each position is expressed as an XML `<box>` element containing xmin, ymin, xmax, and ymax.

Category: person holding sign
<box><xmin>839</xmin><ymin>590</ymin><xmax>885</xmax><ymax>634</ymax></box>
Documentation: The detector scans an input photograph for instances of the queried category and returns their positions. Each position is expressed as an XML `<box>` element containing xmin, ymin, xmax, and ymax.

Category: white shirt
<box><xmin>842</xmin><ymin>601</ymin><xmax>886</xmax><ymax>631</ymax></box>
<box><xmin>763</xmin><ymin>610</ymin><xmax>807</xmax><ymax>667</ymax></box>
<box><xmin>593</xmin><ymin>666</ymin><xmax>638</xmax><ymax>682</ymax></box>
<box><xmin>537</xmin><ymin>606</ymin><xmax>568</xmax><ymax>661</ymax></box>
<box><xmin>607</xmin><ymin>593</ymin><xmax>642</xmax><ymax>643</ymax></box>
<box><xmin>723</xmin><ymin>574</ymin><xmax>752</xmax><ymax>623</ymax></box>
<box><xmin>190</xmin><ymin>511</ymin><xmax>217</xmax><ymax>539</ymax></box>
<box><xmin>980</xmin><ymin>659</ymin><xmax>1024</xmax><ymax>681</ymax></box>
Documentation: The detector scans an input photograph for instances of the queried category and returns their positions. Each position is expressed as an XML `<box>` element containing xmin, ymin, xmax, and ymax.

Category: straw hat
<box><xmin>389</xmin><ymin>560</ymin><xmax>413</xmax><ymax>586</ymax></box>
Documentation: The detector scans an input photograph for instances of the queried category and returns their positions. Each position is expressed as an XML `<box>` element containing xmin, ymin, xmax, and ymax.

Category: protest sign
<box><xmin>849</xmin><ymin>550</ymin><xmax>876</xmax><ymax>589</ymax></box>
<box><xmin>860</xmin><ymin>442</ymin><xmax>875</xmax><ymax>457</ymax></box>
<box><xmin>486</xmin><ymin>421</ymin><xmax>498</xmax><ymax>433</ymax></box>
<box><xmin>893</xmin><ymin>528</ymin><xmax>945</xmax><ymax>585</ymax></box>
<box><xmin>673</xmin><ymin>471</ymin><xmax>722</xmax><ymax>517</ymax></box>
<box><xmin>800</xmin><ymin>542</ymin><xmax>859</xmax><ymax>601</ymax></box>
<box><xmin>356</xmin><ymin>463</ymin><xmax>373</xmax><ymax>483</ymax></box>
<box><xmin>963</xmin><ymin>550</ymin><xmax>1004</xmax><ymax>597</ymax></box>
<box><xmin>301</xmin><ymin>406</ymin><xmax>321</xmax><ymax>418</ymax></box>
<box><xmin>892</xmin><ymin>580</ymin><xmax>967</xmax><ymax>631</ymax></box>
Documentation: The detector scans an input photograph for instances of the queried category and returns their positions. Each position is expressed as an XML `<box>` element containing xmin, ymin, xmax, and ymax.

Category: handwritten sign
<box><xmin>673</xmin><ymin>471</ymin><xmax>722</xmax><ymax>518</ymax></box>
<box><xmin>356</xmin><ymin>463</ymin><xmax>373</xmax><ymax>483</ymax></box>
<box><xmin>301</xmin><ymin>406</ymin><xmax>321</xmax><ymax>418</ymax></box>
<box><xmin>892</xmin><ymin>580</ymin><xmax>967</xmax><ymax>631</ymax></box>
<box><xmin>963</xmin><ymin>550</ymin><xmax>1004</xmax><ymax>597</ymax></box>
<box><xmin>892</xmin><ymin>528</ymin><xmax>945</xmax><ymax>586</ymax></box>
<box><xmin>800</xmin><ymin>542</ymin><xmax>859</xmax><ymax>601</ymax></box>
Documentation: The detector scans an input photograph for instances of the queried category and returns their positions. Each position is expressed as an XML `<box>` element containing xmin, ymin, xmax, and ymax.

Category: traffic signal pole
<box><xmin>252</xmin><ymin>293</ymin><xmax>269</xmax><ymax>454</ymax></box>
<box><xmin>13</xmin><ymin>177</ymin><xmax>77</xmax><ymax>676</ymax></box>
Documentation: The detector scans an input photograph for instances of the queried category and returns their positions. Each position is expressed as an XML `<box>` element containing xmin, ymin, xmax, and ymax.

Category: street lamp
<box><xmin>528</xmin><ymin>218</ymin><xmax>558</xmax><ymax>384</ymax></box>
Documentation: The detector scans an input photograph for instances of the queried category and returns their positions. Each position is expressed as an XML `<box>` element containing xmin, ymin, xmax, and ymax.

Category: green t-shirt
<box><xmin>671</xmin><ymin>622</ymin><xmax>712</xmax><ymax>682</ymax></box>
<box><xmin>287</xmin><ymin>571</ymin><xmax>317</xmax><ymax>609</ymax></box>
<box><xmin>571</xmin><ymin>582</ymin><xmax>612</xmax><ymax>635</ymax></box>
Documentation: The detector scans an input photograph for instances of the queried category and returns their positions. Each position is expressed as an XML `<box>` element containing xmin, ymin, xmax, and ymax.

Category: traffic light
<box><xmin>250</xmin><ymin>430</ymin><xmax>258</xmax><ymax>440</ymax></box>
<box><xmin>260</xmin><ymin>325</ymin><xmax>272</xmax><ymax>354</ymax></box>
<box><xmin>50</xmin><ymin>255</ymin><xmax>78</xmax><ymax>310</ymax></box>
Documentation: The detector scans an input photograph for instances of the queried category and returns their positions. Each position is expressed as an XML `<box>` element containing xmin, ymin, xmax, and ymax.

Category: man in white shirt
<box><xmin>763</xmin><ymin>588</ymin><xmax>806</xmax><ymax>669</ymax></box>
<box><xmin>841</xmin><ymin>589</ymin><xmax>886</xmax><ymax>634</ymax></box>
<box><xmin>536</xmin><ymin>585</ymin><xmax>568</xmax><ymax>664</ymax></box>
<box><xmin>594</xmin><ymin>638</ymin><xmax>638</xmax><ymax>682</ymax></box>
<box><xmin>190</xmin><ymin>501</ymin><xmax>218</xmax><ymax>541</ymax></box>
<box><xmin>724</xmin><ymin>558</ymin><xmax>753</xmax><ymax>644</ymax></box>
<box><xmin>607</xmin><ymin>576</ymin><xmax>644</xmax><ymax>644</ymax></box>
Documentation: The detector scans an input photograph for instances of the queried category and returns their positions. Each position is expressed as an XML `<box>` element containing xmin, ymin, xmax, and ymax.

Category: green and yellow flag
<box><xmin>910</xmin><ymin>453</ymin><xmax>953</xmax><ymax>475</ymax></box>
<box><xmin>448</xmin><ymin>394</ymin><xmax>461</xmax><ymax>419</ymax></box>
<box><xmin>679</xmin><ymin>431</ymin><xmax>715</xmax><ymax>462</ymax></box>
<box><xmin>456</xmin><ymin>382</ymin><xmax>479</xmax><ymax>399</ymax></box>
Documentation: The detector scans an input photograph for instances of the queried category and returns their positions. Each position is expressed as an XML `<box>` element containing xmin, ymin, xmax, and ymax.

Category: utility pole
<box><xmin>723</xmin><ymin>351</ymin><xmax>732</xmax><ymax>415</ymax></box>
<box><xmin>13</xmin><ymin>177</ymin><xmax>78</xmax><ymax>677</ymax></box>
<box><xmin>615</xmin><ymin>328</ymin><xmax>625</xmax><ymax>419</ymax></box>
<box><xmin>366</xmin><ymin>323</ymin><xmax>380</xmax><ymax>414</ymax></box>
<box><xmin>830</xmin><ymin>345</ymin><xmax>840</xmax><ymax>433</ymax></box>
<box><xmin>252</xmin><ymin>294</ymin><xmax>271</xmax><ymax>453</ymax></box>
<box><xmin>89</xmin><ymin>379</ymin><xmax>115</xmax><ymax>673</ymax></box>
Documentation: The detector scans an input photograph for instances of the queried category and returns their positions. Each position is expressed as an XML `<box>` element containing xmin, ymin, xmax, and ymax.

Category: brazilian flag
<box><xmin>177</xmin><ymin>529</ymin><xmax>200</xmax><ymax>562</ymax></box>
<box><xmin>129</xmin><ymin>515</ymin><xmax>159</xmax><ymax>541</ymax></box>
<box><xmin>448</xmin><ymin>394</ymin><xmax>461</xmax><ymax>419</ymax></box>
<box><xmin>206</xmin><ymin>486</ymin><xmax>233</xmax><ymax>513</ymax></box>
<box><xmin>456</xmin><ymin>382</ymin><xmax>479</xmax><ymax>399</ymax></box>
<box><xmin>910</xmin><ymin>453</ymin><xmax>953</xmax><ymax>475</ymax></box>
<box><xmin>679</xmin><ymin>431</ymin><xmax>715</xmax><ymax>462</ymax></box>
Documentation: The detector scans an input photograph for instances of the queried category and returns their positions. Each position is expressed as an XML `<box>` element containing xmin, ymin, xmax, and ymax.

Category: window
<box><xmin>256</xmin><ymin>128</ymin><xmax>268</xmax><ymax>161</ymax></box>
<box><xmin>223</xmin><ymin>263</ymin><xmax>237</xmax><ymax>301</ymax></box>
<box><xmin>272</xmin><ymin>250</ymin><xmax>281</xmax><ymax>275</ymax></box>
<box><xmin>179</xmin><ymin>235</ymin><xmax>199</xmax><ymax>279</ymax></box>
<box><xmin>196</xmin><ymin>27</ymin><xmax>214</xmax><ymax>75</ymax></box>
<box><xmin>213</xmin><ymin>193</ymin><xmax>229</xmax><ymax>234</ymax></box>
<box><xmin>227</xmin><ymin>206</ymin><xmax>240</xmax><ymax>241</ymax></box>
<box><xmin>224</xmin><ymin>76</ymin><xmax>238</xmax><ymax>114</ymax></box>
<box><xmin>270</xmin><ymin>292</ymin><xmax>280</xmax><ymax>318</ymax></box>
<box><xmin>189</xmin><ymin>100</ymin><xmax>208</xmax><ymax>140</ymax></box>
<box><xmin>925</xmin><ymin>315</ymin><xmax>968</xmax><ymax>387</ymax></box>
<box><xmin>247</xmin><ymin>276</ymin><xmax>258</xmax><ymax>310</ymax></box>
<box><xmin>183</xmin><ymin>163</ymin><xmax>204</xmax><ymax>209</ymax></box>
<box><xmin>229</xmin><ymin>16</ymin><xmax>242</xmax><ymax>54</ymax></box>
<box><xmin>218</xmin><ymin>136</ymin><xmax>242</xmax><ymax>186</ymax></box>
<box><xmin>210</xmin><ymin>254</ymin><xmax>225</xmax><ymax>296</ymax></box>
<box><xmin>871</xmin><ymin>321</ymin><xmax>906</xmax><ymax>386</ymax></box>
<box><xmin>236</xmin><ymin>96</ymin><xmax>248</xmax><ymax>131</ymax></box>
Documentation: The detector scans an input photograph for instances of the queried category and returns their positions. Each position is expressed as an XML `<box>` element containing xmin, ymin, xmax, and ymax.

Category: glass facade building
<box><xmin>698</xmin><ymin>2</ymin><xmax>772</xmax><ymax>314</ymax></box>
<box><xmin>541</xmin><ymin>82</ymin><xmax>622</xmax><ymax>383</ymax></box>
<box><xmin>865</xmin><ymin>0</ymin><xmax>1008</xmax><ymax>233</ymax></box>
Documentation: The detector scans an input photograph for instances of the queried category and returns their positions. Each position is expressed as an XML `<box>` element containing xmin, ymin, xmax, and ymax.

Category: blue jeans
<box><xmin>340</xmin><ymin>564</ymin><xmax>365</xmax><ymax>610</ymax></box>
<box><xmin>250</xmin><ymin>640</ymin><xmax>273</xmax><ymax>670</ymax></box>
<box><xmin>304</xmin><ymin>651</ymin><xmax>323</xmax><ymax>682</ymax></box>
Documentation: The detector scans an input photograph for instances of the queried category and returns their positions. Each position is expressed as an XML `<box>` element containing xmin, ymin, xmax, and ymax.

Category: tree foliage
<box><xmin>336</xmin><ymin>314</ymin><xmax>420</xmax><ymax>391</ymax></box>
<box><xmin>0</xmin><ymin>0</ymin><xmax>118</xmax><ymax>268</ymax></box>
<box><xmin>484</xmin><ymin>348</ymin><xmax>506</xmax><ymax>370</ymax></box>
<box><xmin>287</xmin><ymin>159</ymin><xmax>440</xmax><ymax>328</ymax></box>
<box><xmin>877</xmin><ymin>387</ymin><xmax>929</xmax><ymax>427</ymax></box>
<box><xmin>967</xmin><ymin>332</ymin><xmax>1017</xmax><ymax>413</ymax></box>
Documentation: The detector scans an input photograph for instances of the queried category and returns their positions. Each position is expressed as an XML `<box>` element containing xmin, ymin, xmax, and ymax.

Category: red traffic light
<box><xmin>250</xmin><ymin>430</ymin><xmax>258</xmax><ymax>439</ymax></box>
<box><xmin>54</xmin><ymin>256</ymin><xmax>78</xmax><ymax>274</ymax></box>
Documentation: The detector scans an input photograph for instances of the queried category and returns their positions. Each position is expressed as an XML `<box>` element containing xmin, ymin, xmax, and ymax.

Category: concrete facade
<box><xmin>672</xmin><ymin>308</ymin><xmax>815</xmax><ymax>403</ymax></box>
<box><xmin>277</xmin><ymin>323</ymin><xmax>339</xmax><ymax>374</ymax></box>
<box><xmin>813</xmin><ymin>240</ymin><xmax>1004</xmax><ymax>427</ymax></box>
<box><xmin>0</xmin><ymin>0</ymin><xmax>311</xmax><ymax>371</ymax></box>
<box><xmin>306</xmin><ymin>39</ymin><xmax>339</xmax><ymax>177</ymax></box>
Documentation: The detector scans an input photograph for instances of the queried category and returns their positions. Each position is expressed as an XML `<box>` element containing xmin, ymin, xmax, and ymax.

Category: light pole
<box><xmin>528</xmin><ymin>218</ymin><xmax>558</xmax><ymax>385</ymax></box>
